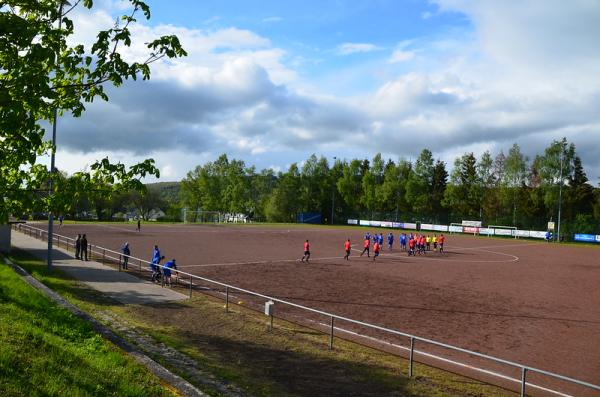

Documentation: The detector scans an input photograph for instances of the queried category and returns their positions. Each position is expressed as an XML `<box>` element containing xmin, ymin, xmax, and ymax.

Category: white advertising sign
<box><xmin>403</xmin><ymin>222</ymin><xmax>418</xmax><ymax>230</ymax></box>
<box><xmin>370</xmin><ymin>221</ymin><xmax>381</xmax><ymax>227</ymax></box>
<box><xmin>347</xmin><ymin>219</ymin><xmax>358</xmax><ymax>225</ymax></box>
<box><xmin>420</xmin><ymin>223</ymin><xmax>434</xmax><ymax>230</ymax></box>
<box><xmin>515</xmin><ymin>230</ymin><xmax>531</xmax><ymax>238</ymax></box>
<box><xmin>433</xmin><ymin>224</ymin><xmax>449</xmax><ymax>232</ymax></box>
<box><xmin>494</xmin><ymin>228</ymin><xmax>513</xmax><ymax>236</ymax></box>
<box><xmin>529</xmin><ymin>231</ymin><xmax>547</xmax><ymax>239</ymax></box>
<box><xmin>359</xmin><ymin>219</ymin><xmax>370</xmax><ymax>226</ymax></box>
<box><xmin>479</xmin><ymin>228</ymin><xmax>493</xmax><ymax>235</ymax></box>
<box><xmin>462</xmin><ymin>220</ymin><xmax>482</xmax><ymax>227</ymax></box>
<box><xmin>449</xmin><ymin>225</ymin><xmax>463</xmax><ymax>233</ymax></box>
<box><xmin>380</xmin><ymin>221</ymin><xmax>393</xmax><ymax>228</ymax></box>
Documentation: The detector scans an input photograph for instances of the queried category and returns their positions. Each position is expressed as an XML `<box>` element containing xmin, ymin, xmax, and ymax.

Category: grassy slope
<box><xmin>0</xmin><ymin>259</ymin><xmax>174</xmax><ymax>397</ymax></box>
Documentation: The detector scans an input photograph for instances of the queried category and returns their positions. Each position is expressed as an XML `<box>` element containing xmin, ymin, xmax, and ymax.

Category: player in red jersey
<box><xmin>344</xmin><ymin>238</ymin><xmax>351</xmax><ymax>260</ymax></box>
<box><xmin>301</xmin><ymin>239</ymin><xmax>310</xmax><ymax>262</ymax></box>
<box><xmin>360</xmin><ymin>237</ymin><xmax>370</xmax><ymax>257</ymax></box>
<box><xmin>373</xmin><ymin>241</ymin><xmax>380</xmax><ymax>261</ymax></box>
<box><xmin>408</xmin><ymin>237</ymin><xmax>415</xmax><ymax>256</ymax></box>
<box><xmin>438</xmin><ymin>234</ymin><xmax>445</xmax><ymax>253</ymax></box>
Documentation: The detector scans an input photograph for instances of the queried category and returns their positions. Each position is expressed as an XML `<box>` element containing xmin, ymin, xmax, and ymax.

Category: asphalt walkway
<box><xmin>11</xmin><ymin>231</ymin><xmax>187</xmax><ymax>305</ymax></box>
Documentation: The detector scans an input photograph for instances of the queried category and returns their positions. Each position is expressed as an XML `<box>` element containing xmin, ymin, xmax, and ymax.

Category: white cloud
<box><xmin>335</xmin><ymin>43</ymin><xmax>381</xmax><ymax>55</ymax></box>
<box><xmin>262</xmin><ymin>16</ymin><xmax>283</xmax><ymax>23</ymax></box>
<box><xmin>51</xmin><ymin>1</ymin><xmax>600</xmax><ymax>182</ymax></box>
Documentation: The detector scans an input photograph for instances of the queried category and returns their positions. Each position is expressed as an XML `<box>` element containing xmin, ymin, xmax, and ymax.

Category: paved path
<box><xmin>11</xmin><ymin>231</ymin><xmax>187</xmax><ymax>305</ymax></box>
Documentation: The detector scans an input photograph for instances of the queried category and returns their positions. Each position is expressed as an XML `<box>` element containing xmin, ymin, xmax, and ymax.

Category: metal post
<box><xmin>409</xmin><ymin>337</ymin><xmax>415</xmax><ymax>377</ymax></box>
<box><xmin>557</xmin><ymin>151</ymin><xmax>564</xmax><ymax>243</ymax></box>
<box><xmin>102</xmin><ymin>248</ymin><xmax>105</xmax><ymax>263</ymax></box>
<box><xmin>189</xmin><ymin>275</ymin><xmax>193</xmax><ymax>298</ymax></box>
<box><xmin>57</xmin><ymin>235</ymin><xmax>60</xmax><ymax>248</ymax></box>
<box><xmin>331</xmin><ymin>156</ymin><xmax>336</xmax><ymax>225</ymax></box>
<box><xmin>521</xmin><ymin>367</ymin><xmax>527</xmax><ymax>397</ymax></box>
<box><xmin>225</xmin><ymin>286</ymin><xmax>229</xmax><ymax>312</ymax></box>
<box><xmin>329</xmin><ymin>316</ymin><xmax>334</xmax><ymax>350</ymax></box>
<box><xmin>270</xmin><ymin>312</ymin><xmax>273</xmax><ymax>331</ymax></box>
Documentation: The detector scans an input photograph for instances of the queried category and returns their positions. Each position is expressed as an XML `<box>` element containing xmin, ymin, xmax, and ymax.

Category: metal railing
<box><xmin>12</xmin><ymin>222</ymin><xmax>600</xmax><ymax>397</ymax></box>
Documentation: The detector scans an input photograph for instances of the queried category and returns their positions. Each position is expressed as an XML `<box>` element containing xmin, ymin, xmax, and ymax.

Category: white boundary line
<box><xmin>180</xmin><ymin>255</ymin><xmax>345</xmax><ymax>268</ymax></box>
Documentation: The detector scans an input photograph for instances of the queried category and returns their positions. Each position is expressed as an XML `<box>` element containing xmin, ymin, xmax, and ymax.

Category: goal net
<box><xmin>182</xmin><ymin>209</ymin><xmax>222</xmax><ymax>224</ymax></box>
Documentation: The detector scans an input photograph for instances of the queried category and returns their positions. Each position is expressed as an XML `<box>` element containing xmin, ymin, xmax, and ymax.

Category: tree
<box><xmin>430</xmin><ymin>160</ymin><xmax>448</xmax><ymax>223</ymax></box>
<box><xmin>337</xmin><ymin>159</ymin><xmax>363</xmax><ymax>213</ymax></box>
<box><xmin>405</xmin><ymin>149</ymin><xmax>434</xmax><ymax>216</ymax></box>
<box><xmin>443</xmin><ymin>153</ymin><xmax>480</xmax><ymax>220</ymax></box>
<box><xmin>0</xmin><ymin>1</ymin><xmax>186</xmax><ymax>223</ymax></box>
<box><xmin>502</xmin><ymin>143</ymin><xmax>528</xmax><ymax>226</ymax></box>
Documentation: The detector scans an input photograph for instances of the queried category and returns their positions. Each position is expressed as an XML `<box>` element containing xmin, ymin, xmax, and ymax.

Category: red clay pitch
<box><xmin>42</xmin><ymin>222</ymin><xmax>600</xmax><ymax>396</ymax></box>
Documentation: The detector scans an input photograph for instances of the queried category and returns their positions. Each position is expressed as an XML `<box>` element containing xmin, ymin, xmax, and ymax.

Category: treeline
<box><xmin>58</xmin><ymin>137</ymin><xmax>600</xmax><ymax>238</ymax></box>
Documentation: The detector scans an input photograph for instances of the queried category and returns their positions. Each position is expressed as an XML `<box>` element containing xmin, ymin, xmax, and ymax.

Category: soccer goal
<box><xmin>182</xmin><ymin>209</ymin><xmax>222</xmax><ymax>224</ymax></box>
<box><xmin>488</xmin><ymin>225</ymin><xmax>517</xmax><ymax>239</ymax></box>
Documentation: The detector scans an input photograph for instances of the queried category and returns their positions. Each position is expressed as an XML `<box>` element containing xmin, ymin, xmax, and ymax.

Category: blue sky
<box><xmin>51</xmin><ymin>0</ymin><xmax>600</xmax><ymax>182</ymax></box>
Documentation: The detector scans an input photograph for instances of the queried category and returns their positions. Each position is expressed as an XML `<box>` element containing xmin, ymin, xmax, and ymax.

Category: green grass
<box><xmin>0</xmin><ymin>259</ymin><xmax>174</xmax><ymax>397</ymax></box>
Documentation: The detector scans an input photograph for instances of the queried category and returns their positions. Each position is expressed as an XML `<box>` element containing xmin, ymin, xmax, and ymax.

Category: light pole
<box><xmin>331</xmin><ymin>156</ymin><xmax>336</xmax><ymax>225</ymax></box>
<box><xmin>47</xmin><ymin>1</ymin><xmax>69</xmax><ymax>270</ymax></box>
<box><xmin>557</xmin><ymin>150</ymin><xmax>564</xmax><ymax>242</ymax></box>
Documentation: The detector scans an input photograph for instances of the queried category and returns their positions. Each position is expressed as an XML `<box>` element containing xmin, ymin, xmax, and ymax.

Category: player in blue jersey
<box><xmin>387</xmin><ymin>232</ymin><xmax>394</xmax><ymax>250</ymax></box>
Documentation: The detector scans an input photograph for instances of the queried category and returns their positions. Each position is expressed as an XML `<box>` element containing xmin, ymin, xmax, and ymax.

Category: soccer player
<box><xmin>162</xmin><ymin>259</ymin><xmax>177</xmax><ymax>287</ymax></box>
<box><xmin>378</xmin><ymin>233</ymin><xmax>384</xmax><ymax>247</ymax></box>
<box><xmin>426</xmin><ymin>235</ymin><xmax>431</xmax><ymax>251</ymax></box>
<box><xmin>408</xmin><ymin>236</ymin><xmax>415</xmax><ymax>256</ymax></box>
<box><xmin>433</xmin><ymin>234</ymin><xmax>438</xmax><ymax>251</ymax></box>
<box><xmin>360</xmin><ymin>237</ymin><xmax>370</xmax><ymax>257</ymax></box>
<box><xmin>344</xmin><ymin>239</ymin><xmax>351</xmax><ymax>260</ymax></box>
<box><xmin>301</xmin><ymin>240</ymin><xmax>311</xmax><ymax>262</ymax></box>
<box><xmin>150</xmin><ymin>245</ymin><xmax>162</xmax><ymax>282</ymax></box>
<box><xmin>373</xmin><ymin>241</ymin><xmax>380</xmax><ymax>261</ymax></box>
<box><xmin>400</xmin><ymin>233</ymin><xmax>407</xmax><ymax>251</ymax></box>
<box><xmin>387</xmin><ymin>232</ymin><xmax>394</xmax><ymax>251</ymax></box>
<box><xmin>438</xmin><ymin>234</ymin><xmax>445</xmax><ymax>253</ymax></box>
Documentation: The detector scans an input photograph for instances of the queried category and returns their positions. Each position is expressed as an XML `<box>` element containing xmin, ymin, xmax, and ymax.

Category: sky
<box><xmin>47</xmin><ymin>0</ymin><xmax>600</xmax><ymax>183</ymax></box>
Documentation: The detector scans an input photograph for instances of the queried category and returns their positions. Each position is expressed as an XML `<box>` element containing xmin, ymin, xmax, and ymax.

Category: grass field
<box><xmin>0</xmin><ymin>257</ymin><xmax>174</xmax><ymax>397</ymax></box>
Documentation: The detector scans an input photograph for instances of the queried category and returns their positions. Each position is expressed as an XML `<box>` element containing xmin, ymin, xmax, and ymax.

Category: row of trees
<box><xmin>52</xmin><ymin>137</ymin><xmax>599</xmax><ymax>237</ymax></box>
<box><xmin>177</xmin><ymin>138</ymin><xmax>599</xmax><ymax>235</ymax></box>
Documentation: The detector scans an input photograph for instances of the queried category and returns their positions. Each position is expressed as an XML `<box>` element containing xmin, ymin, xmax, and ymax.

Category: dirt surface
<box><xmin>32</xmin><ymin>222</ymin><xmax>600</xmax><ymax>396</ymax></box>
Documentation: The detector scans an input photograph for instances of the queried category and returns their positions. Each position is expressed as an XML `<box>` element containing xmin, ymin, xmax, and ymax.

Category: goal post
<box><xmin>488</xmin><ymin>225</ymin><xmax>517</xmax><ymax>239</ymax></box>
<box><xmin>181</xmin><ymin>209</ymin><xmax>222</xmax><ymax>224</ymax></box>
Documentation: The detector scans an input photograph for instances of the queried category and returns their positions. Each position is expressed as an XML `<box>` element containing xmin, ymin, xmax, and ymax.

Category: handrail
<box><xmin>13</xmin><ymin>222</ymin><xmax>600</xmax><ymax>395</ymax></box>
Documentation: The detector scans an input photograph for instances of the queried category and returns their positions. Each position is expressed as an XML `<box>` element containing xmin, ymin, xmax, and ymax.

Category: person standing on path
<box><xmin>162</xmin><ymin>259</ymin><xmax>177</xmax><ymax>287</ymax></box>
<box><xmin>121</xmin><ymin>242</ymin><xmax>130</xmax><ymax>270</ymax></box>
<box><xmin>81</xmin><ymin>234</ymin><xmax>88</xmax><ymax>261</ymax></box>
<box><xmin>137</xmin><ymin>218</ymin><xmax>141</xmax><ymax>232</ymax></box>
<box><xmin>301</xmin><ymin>240</ymin><xmax>310</xmax><ymax>262</ymax></box>
<box><xmin>75</xmin><ymin>234</ymin><xmax>81</xmax><ymax>259</ymax></box>
<box><xmin>150</xmin><ymin>245</ymin><xmax>163</xmax><ymax>282</ymax></box>
<box><xmin>344</xmin><ymin>238</ymin><xmax>351</xmax><ymax>260</ymax></box>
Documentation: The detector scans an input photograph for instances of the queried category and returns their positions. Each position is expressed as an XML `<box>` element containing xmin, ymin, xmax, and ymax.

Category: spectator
<box><xmin>121</xmin><ymin>242</ymin><xmax>130</xmax><ymax>270</ymax></box>
<box><xmin>81</xmin><ymin>234</ymin><xmax>88</xmax><ymax>261</ymax></box>
<box><xmin>75</xmin><ymin>234</ymin><xmax>81</xmax><ymax>259</ymax></box>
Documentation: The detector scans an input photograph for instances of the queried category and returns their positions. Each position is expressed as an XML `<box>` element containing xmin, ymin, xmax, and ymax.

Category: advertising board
<box><xmin>515</xmin><ymin>230</ymin><xmax>531</xmax><ymax>238</ymax></box>
<box><xmin>463</xmin><ymin>226</ymin><xmax>479</xmax><ymax>234</ymax></box>
<box><xmin>494</xmin><ymin>228</ymin><xmax>513</xmax><ymax>236</ymax></box>
<box><xmin>529</xmin><ymin>231</ymin><xmax>546</xmax><ymax>239</ymax></box>
<box><xmin>449</xmin><ymin>225</ymin><xmax>463</xmax><ymax>233</ymax></box>
<box><xmin>403</xmin><ymin>222</ymin><xmax>417</xmax><ymax>230</ymax></box>
<box><xmin>392</xmin><ymin>222</ymin><xmax>403</xmax><ymax>228</ymax></box>
<box><xmin>347</xmin><ymin>219</ymin><xmax>358</xmax><ymax>225</ymax></box>
<box><xmin>380</xmin><ymin>221</ymin><xmax>393</xmax><ymax>228</ymax></box>
<box><xmin>370</xmin><ymin>221</ymin><xmax>381</xmax><ymax>227</ymax></box>
<box><xmin>462</xmin><ymin>220</ymin><xmax>482</xmax><ymax>227</ymax></box>
<box><xmin>479</xmin><ymin>228</ymin><xmax>493</xmax><ymax>235</ymax></box>
<box><xmin>360</xmin><ymin>219</ymin><xmax>370</xmax><ymax>226</ymax></box>
<box><xmin>420</xmin><ymin>223</ymin><xmax>434</xmax><ymax>230</ymax></box>
<box><xmin>596</xmin><ymin>235</ymin><xmax>600</xmax><ymax>243</ymax></box>
<box><xmin>433</xmin><ymin>224</ymin><xmax>449</xmax><ymax>232</ymax></box>
<box><xmin>574</xmin><ymin>234</ymin><xmax>596</xmax><ymax>242</ymax></box>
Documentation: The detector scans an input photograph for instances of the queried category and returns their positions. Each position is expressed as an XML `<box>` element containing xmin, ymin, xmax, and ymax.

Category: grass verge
<box><xmin>0</xmin><ymin>257</ymin><xmax>175</xmax><ymax>397</ymax></box>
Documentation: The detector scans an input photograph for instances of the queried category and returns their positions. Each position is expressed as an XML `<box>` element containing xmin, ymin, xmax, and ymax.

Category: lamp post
<box><xmin>557</xmin><ymin>150</ymin><xmax>564</xmax><ymax>242</ymax></box>
<box><xmin>47</xmin><ymin>1</ymin><xmax>69</xmax><ymax>270</ymax></box>
<box><xmin>331</xmin><ymin>156</ymin><xmax>336</xmax><ymax>225</ymax></box>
